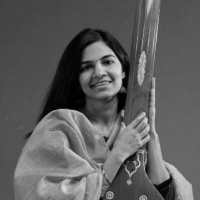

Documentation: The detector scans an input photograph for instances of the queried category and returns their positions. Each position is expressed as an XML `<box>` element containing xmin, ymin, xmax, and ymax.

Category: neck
<box><xmin>80</xmin><ymin>96</ymin><xmax>119</xmax><ymax>133</ymax></box>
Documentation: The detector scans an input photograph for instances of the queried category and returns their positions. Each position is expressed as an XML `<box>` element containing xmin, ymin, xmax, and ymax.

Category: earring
<box><xmin>119</xmin><ymin>85</ymin><xmax>127</xmax><ymax>93</ymax></box>
<box><xmin>119</xmin><ymin>72</ymin><xmax>126</xmax><ymax>93</ymax></box>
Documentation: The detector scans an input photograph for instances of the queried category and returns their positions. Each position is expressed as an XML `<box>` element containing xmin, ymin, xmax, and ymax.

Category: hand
<box><xmin>147</xmin><ymin>77</ymin><xmax>170</xmax><ymax>184</ymax></box>
<box><xmin>148</xmin><ymin>77</ymin><xmax>162</xmax><ymax>157</ymax></box>
<box><xmin>112</xmin><ymin>112</ymin><xmax>150</xmax><ymax>162</ymax></box>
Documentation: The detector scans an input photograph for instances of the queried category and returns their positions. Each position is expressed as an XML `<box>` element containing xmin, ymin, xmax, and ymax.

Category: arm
<box><xmin>147</xmin><ymin>78</ymin><xmax>194</xmax><ymax>200</ymax></box>
<box><xmin>147</xmin><ymin>78</ymin><xmax>170</xmax><ymax>184</ymax></box>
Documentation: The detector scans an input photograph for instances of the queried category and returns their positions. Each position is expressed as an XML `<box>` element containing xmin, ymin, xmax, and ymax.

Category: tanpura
<box><xmin>103</xmin><ymin>0</ymin><xmax>163</xmax><ymax>199</ymax></box>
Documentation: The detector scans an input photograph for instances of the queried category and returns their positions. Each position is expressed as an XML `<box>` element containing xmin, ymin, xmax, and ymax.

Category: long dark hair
<box><xmin>26</xmin><ymin>28</ymin><xmax>130</xmax><ymax>138</ymax></box>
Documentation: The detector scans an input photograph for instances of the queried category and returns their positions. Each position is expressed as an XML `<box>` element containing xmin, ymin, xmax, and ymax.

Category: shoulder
<box><xmin>41</xmin><ymin>108</ymin><xmax>84</xmax><ymax>121</ymax></box>
<box><xmin>37</xmin><ymin>108</ymin><xmax>89</xmax><ymax>129</ymax></box>
<box><xmin>31</xmin><ymin>108</ymin><xmax>101</xmax><ymax>141</ymax></box>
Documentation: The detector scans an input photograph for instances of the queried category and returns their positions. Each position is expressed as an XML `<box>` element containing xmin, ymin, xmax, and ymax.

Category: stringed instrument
<box><xmin>103</xmin><ymin>0</ymin><xmax>162</xmax><ymax>199</ymax></box>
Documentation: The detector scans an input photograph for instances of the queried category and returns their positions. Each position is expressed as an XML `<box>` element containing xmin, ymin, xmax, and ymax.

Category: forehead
<box><xmin>82</xmin><ymin>41</ymin><xmax>116</xmax><ymax>61</ymax></box>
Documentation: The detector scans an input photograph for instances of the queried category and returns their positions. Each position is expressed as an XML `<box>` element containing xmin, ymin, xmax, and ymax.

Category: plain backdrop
<box><xmin>0</xmin><ymin>0</ymin><xmax>199</xmax><ymax>199</ymax></box>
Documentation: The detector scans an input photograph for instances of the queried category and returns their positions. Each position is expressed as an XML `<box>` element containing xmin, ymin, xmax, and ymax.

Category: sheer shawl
<box><xmin>14</xmin><ymin>109</ymin><xmax>193</xmax><ymax>200</ymax></box>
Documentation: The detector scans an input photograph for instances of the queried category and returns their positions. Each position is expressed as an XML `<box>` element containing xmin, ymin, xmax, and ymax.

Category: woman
<box><xmin>14</xmin><ymin>28</ymin><xmax>193</xmax><ymax>200</ymax></box>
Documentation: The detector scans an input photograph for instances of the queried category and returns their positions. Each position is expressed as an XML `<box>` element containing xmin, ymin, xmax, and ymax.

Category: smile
<box><xmin>92</xmin><ymin>81</ymin><xmax>111</xmax><ymax>88</ymax></box>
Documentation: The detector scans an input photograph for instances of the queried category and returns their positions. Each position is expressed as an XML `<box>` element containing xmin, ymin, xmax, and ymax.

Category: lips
<box><xmin>92</xmin><ymin>81</ymin><xmax>111</xmax><ymax>88</ymax></box>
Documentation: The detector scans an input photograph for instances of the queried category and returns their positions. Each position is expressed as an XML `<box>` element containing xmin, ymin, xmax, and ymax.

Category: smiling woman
<box><xmin>14</xmin><ymin>28</ymin><xmax>193</xmax><ymax>200</ymax></box>
<box><xmin>35</xmin><ymin>28</ymin><xmax>129</xmax><ymax>120</ymax></box>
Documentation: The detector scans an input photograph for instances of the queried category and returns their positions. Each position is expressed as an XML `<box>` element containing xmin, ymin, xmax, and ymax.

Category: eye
<box><xmin>80</xmin><ymin>64</ymin><xmax>93</xmax><ymax>72</ymax></box>
<box><xmin>103</xmin><ymin>60</ymin><xmax>114</xmax><ymax>66</ymax></box>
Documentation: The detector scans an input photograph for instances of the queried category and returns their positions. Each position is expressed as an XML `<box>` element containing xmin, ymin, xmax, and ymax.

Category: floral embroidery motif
<box><xmin>137</xmin><ymin>51</ymin><xmax>146</xmax><ymax>86</ymax></box>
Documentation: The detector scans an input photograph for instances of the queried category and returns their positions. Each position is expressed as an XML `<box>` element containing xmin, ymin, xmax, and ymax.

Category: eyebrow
<box><xmin>80</xmin><ymin>54</ymin><xmax>116</xmax><ymax>65</ymax></box>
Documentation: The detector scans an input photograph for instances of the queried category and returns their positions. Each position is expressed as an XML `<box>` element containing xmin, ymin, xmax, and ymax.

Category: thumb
<box><xmin>107</xmin><ymin>121</ymin><xmax>126</xmax><ymax>148</ymax></box>
<box><xmin>120</xmin><ymin>109</ymin><xmax>125</xmax><ymax>118</ymax></box>
<box><xmin>119</xmin><ymin>122</ymin><xmax>126</xmax><ymax>135</ymax></box>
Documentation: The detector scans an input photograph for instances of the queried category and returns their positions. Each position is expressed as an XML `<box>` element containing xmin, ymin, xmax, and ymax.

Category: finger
<box><xmin>135</xmin><ymin>117</ymin><xmax>148</xmax><ymax>132</ymax></box>
<box><xmin>119</xmin><ymin>122</ymin><xmax>126</xmax><ymax>134</ymax></box>
<box><xmin>120</xmin><ymin>109</ymin><xmax>125</xmax><ymax>118</ymax></box>
<box><xmin>150</xmin><ymin>89</ymin><xmax>155</xmax><ymax>106</ymax></box>
<box><xmin>141</xmin><ymin>133</ymin><xmax>150</xmax><ymax>146</ymax></box>
<box><xmin>149</xmin><ymin>78</ymin><xmax>156</xmax><ymax>130</ymax></box>
<box><xmin>150</xmin><ymin>78</ymin><xmax>156</xmax><ymax>108</ymax></box>
<box><xmin>152</xmin><ymin>77</ymin><xmax>155</xmax><ymax>89</ymax></box>
<box><xmin>127</xmin><ymin>112</ymin><xmax>146</xmax><ymax>129</ymax></box>
<box><xmin>149</xmin><ymin>110</ymin><xmax>155</xmax><ymax>130</ymax></box>
<box><xmin>139</xmin><ymin>124</ymin><xmax>150</xmax><ymax>139</ymax></box>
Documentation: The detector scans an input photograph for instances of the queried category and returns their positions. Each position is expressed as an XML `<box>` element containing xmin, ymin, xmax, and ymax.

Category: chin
<box><xmin>94</xmin><ymin>92</ymin><xmax>118</xmax><ymax>101</ymax></box>
<box><xmin>85</xmin><ymin>88</ymin><xmax>120</xmax><ymax>101</ymax></box>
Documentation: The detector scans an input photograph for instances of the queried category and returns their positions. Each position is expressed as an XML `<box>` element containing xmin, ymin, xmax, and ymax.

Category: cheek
<box><xmin>116</xmin><ymin>76</ymin><xmax>123</xmax><ymax>89</ymax></box>
<box><xmin>113</xmin><ymin>67</ymin><xmax>123</xmax><ymax>82</ymax></box>
<box><xmin>110</xmin><ymin>70</ymin><xmax>123</xmax><ymax>91</ymax></box>
<box><xmin>79</xmin><ymin>73</ymin><xmax>90</xmax><ymax>90</ymax></box>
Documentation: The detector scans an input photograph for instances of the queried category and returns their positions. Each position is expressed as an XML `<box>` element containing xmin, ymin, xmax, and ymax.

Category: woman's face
<box><xmin>79</xmin><ymin>41</ymin><xmax>124</xmax><ymax>102</ymax></box>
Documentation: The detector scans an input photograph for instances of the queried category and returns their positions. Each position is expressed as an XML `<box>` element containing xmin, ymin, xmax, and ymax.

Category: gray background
<box><xmin>0</xmin><ymin>0</ymin><xmax>199</xmax><ymax>199</ymax></box>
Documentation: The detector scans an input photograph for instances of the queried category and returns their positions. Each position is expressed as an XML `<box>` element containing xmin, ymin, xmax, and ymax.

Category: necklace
<box><xmin>80</xmin><ymin>107</ymin><xmax>120</xmax><ymax>138</ymax></box>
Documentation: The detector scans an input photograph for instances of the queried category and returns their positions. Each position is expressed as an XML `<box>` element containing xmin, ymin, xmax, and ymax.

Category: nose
<box><xmin>92</xmin><ymin>61</ymin><xmax>106</xmax><ymax>78</ymax></box>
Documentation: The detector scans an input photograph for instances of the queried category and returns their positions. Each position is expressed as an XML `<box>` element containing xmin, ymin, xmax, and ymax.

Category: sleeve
<box><xmin>154</xmin><ymin>175</ymin><xmax>175</xmax><ymax>200</ymax></box>
<box><xmin>164</xmin><ymin>162</ymin><xmax>194</xmax><ymax>200</ymax></box>
<box><xmin>14</xmin><ymin>114</ymin><xmax>103</xmax><ymax>200</ymax></box>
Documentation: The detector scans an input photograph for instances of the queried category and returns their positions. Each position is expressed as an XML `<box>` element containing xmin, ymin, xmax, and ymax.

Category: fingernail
<box><xmin>141</xmin><ymin>112</ymin><xmax>146</xmax><ymax>118</ymax></box>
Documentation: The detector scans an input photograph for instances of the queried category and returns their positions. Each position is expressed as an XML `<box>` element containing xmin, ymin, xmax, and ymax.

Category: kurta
<box><xmin>14</xmin><ymin>109</ymin><xmax>193</xmax><ymax>200</ymax></box>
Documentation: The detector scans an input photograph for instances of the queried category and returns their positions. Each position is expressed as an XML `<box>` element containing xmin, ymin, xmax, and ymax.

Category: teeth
<box><xmin>94</xmin><ymin>81</ymin><xmax>110</xmax><ymax>87</ymax></box>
